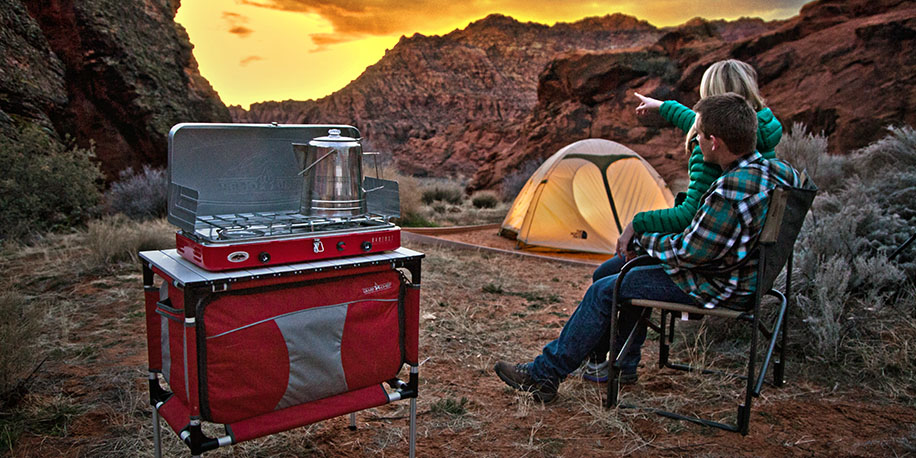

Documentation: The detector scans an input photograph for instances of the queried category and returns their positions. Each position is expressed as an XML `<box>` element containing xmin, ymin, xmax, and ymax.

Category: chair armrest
<box><xmin>613</xmin><ymin>255</ymin><xmax>658</xmax><ymax>307</ymax></box>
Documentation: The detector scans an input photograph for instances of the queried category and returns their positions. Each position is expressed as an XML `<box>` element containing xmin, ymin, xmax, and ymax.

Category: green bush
<box><xmin>471</xmin><ymin>191</ymin><xmax>500</xmax><ymax>209</ymax></box>
<box><xmin>421</xmin><ymin>183</ymin><xmax>464</xmax><ymax>205</ymax></box>
<box><xmin>105</xmin><ymin>165</ymin><xmax>167</xmax><ymax>220</ymax></box>
<box><xmin>0</xmin><ymin>124</ymin><xmax>103</xmax><ymax>240</ymax></box>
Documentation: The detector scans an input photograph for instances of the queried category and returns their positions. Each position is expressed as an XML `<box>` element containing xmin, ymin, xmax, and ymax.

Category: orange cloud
<box><xmin>230</xmin><ymin>26</ymin><xmax>254</xmax><ymax>37</ymax></box>
<box><xmin>308</xmin><ymin>32</ymin><xmax>361</xmax><ymax>53</ymax></box>
<box><xmin>222</xmin><ymin>10</ymin><xmax>255</xmax><ymax>38</ymax></box>
<box><xmin>240</xmin><ymin>56</ymin><xmax>264</xmax><ymax>66</ymax></box>
<box><xmin>239</xmin><ymin>0</ymin><xmax>810</xmax><ymax>47</ymax></box>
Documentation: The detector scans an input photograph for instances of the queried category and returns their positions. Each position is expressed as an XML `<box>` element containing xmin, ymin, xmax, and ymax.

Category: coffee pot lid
<box><xmin>309</xmin><ymin>128</ymin><xmax>360</xmax><ymax>147</ymax></box>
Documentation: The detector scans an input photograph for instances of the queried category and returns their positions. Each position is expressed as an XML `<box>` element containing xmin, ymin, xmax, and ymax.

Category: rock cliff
<box><xmin>234</xmin><ymin>0</ymin><xmax>915</xmax><ymax>194</ymax></box>
<box><xmin>0</xmin><ymin>0</ymin><xmax>229</xmax><ymax>181</ymax></box>
<box><xmin>232</xmin><ymin>13</ymin><xmax>666</xmax><ymax>178</ymax></box>
<box><xmin>472</xmin><ymin>0</ymin><xmax>916</xmax><ymax>190</ymax></box>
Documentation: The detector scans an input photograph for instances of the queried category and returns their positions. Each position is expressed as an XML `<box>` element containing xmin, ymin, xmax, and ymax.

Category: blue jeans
<box><xmin>528</xmin><ymin>262</ymin><xmax>694</xmax><ymax>383</ymax></box>
<box><xmin>592</xmin><ymin>255</ymin><xmax>626</xmax><ymax>283</ymax></box>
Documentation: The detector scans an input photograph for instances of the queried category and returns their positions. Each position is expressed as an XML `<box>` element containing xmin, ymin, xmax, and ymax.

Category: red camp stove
<box><xmin>167</xmin><ymin>123</ymin><xmax>403</xmax><ymax>271</ymax></box>
<box><xmin>176</xmin><ymin>212</ymin><xmax>400</xmax><ymax>271</ymax></box>
<box><xmin>146</xmin><ymin>122</ymin><xmax>422</xmax><ymax>457</ymax></box>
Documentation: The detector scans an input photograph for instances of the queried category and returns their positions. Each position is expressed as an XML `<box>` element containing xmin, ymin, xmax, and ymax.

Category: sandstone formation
<box><xmin>473</xmin><ymin>0</ymin><xmax>916</xmax><ymax>190</ymax></box>
<box><xmin>233</xmin><ymin>13</ymin><xmax>666</xmax><ymax>179</ymax></box>
<box><xmin>234</xmin><ymin>0</ymin><xmax>915</xmax><ymax>195</ymax></box>
<box><xmin>0</xmin><ymin>0</ymin><xmax>230</xmax><ymax>181</ymax></box>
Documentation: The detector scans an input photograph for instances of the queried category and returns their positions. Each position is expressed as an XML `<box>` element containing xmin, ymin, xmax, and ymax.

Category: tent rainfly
<box><xmin>500</xmin><ymin>139</ymin><xmax>675</xmax><ymax>254</ymax></box>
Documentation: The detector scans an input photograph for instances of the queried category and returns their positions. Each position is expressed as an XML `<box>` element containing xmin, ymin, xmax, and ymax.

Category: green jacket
<box><xmin>630</xmin><ymin>100</ymin><xmax>782</xmax><ymax>234</ymax></box>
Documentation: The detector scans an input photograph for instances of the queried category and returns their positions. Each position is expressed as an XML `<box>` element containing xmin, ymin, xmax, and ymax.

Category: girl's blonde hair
<box><xmin>686</xmin><ymin>59</ymin><xmax>766</xmax><ymax>154</ymax></box>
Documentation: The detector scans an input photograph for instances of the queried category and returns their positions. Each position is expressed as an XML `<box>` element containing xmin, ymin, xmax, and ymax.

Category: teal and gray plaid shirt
<box><xmin>637</xmin><ymin>152</ymin><xmax>801</xmax><ymax>308</ymax></box>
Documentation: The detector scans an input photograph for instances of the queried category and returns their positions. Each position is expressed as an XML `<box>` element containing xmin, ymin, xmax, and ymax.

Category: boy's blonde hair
<box><xmin>686</xmin><ymin>59</ymin><xmax>766</xmax><ymax>154</ymax></box>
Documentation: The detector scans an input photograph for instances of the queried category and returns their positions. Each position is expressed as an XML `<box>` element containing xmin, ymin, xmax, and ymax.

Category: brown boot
<box><xmin>493</xmin><ymin>361</ymin><xmax>558</xmax><ymax>403</ymax></box>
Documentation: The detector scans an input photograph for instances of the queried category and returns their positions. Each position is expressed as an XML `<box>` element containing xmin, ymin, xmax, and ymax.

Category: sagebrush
<box><xmin>105</xmin><ymin>165</ymin><xmax>168</xmax><ymax>220</ymax></box>
<box><xmin>471</xmin><ymin>191</ymin><xmax>500</xmax><ymax>209</ymax></box>
<box><xmin>780</xmin><ymin>124</ymin><xmax>916</xmax><ymax>400</ymax></box>
<box><xmin>421</xmin><ymin>182</ymin><xmax>465</xmax><ymax>205</ymax></box>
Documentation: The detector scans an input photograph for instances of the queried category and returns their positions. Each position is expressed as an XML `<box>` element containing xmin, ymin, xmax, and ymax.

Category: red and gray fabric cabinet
<box><xmin>139</xmin><ymin>247</ymin><xmax>423</xmax><ymax>456</ymax></box>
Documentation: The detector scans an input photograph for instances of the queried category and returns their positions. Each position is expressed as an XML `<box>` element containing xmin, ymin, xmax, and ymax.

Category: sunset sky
<box><xmin>175</xmin><ymin>0</ymin><xmax>810</xmax><ymax>108</ymax></box>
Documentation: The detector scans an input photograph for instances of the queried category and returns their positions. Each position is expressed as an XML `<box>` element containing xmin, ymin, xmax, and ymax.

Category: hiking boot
<box><xmin>493</xmin><ymin>361</ymin><xmax>558</xmax><ymax>403</ymax></box>
<box><xmin>618</xmin><ymin>371</ymin><xmax>638</xmax><ymax>385</ymax></box>
<box><xmin>573</xmin><ymin>360</ymin><xmax>609</xmax><ymax>383</ymax></box>
<box><xmin>573</xmin><ymin>360</ymin><xmax>638</xmax><ymax>385</ymax></box>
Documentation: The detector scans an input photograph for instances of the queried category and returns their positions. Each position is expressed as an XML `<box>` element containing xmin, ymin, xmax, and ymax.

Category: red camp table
<box><xmin>139</xmin><ymin>247</ymin><xmax>423</xmax><ymax>457</ymax></box>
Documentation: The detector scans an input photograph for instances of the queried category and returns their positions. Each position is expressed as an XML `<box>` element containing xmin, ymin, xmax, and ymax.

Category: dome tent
<box><xmin>500</xmin><ymin>139</ymin><xmax>674</xmax><ymax>254</ymax></box>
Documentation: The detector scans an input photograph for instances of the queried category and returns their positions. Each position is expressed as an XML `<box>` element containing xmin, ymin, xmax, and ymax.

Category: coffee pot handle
<box><xmin>296</xmin><ymin>149</ymin><xmax>338</xmax><ymax>176</ymax></box>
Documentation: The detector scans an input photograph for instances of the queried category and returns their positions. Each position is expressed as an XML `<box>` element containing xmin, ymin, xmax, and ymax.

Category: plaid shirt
<box><xmin>637</xmin><ymin>152</ymin><xmax>801</xmax><ymax>308</ymax></box>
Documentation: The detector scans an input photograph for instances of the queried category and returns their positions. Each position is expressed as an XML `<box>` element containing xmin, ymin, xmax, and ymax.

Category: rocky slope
<box><xmin>0</xmin><ymin>0</ymin><xmax>229</xmax><ymax>180</ymax></box>
<box><xmin>233</xmin><ymin>1</ymin><xmax>914</xmax><ymax>194</ymax></box>
<box><xmin>470</xmin><ymin>0</ymin><xmax>916</xmax><ymax>190</ymax></box>
<box><xmin>232</xmin><ymin>13</ymin><xmax>783</xmax><ymax>183</ymax></box>
<box><xmin>232</xmin><ymin>13</ymin><xmax>668</xmax><ymax>178</ymax></box>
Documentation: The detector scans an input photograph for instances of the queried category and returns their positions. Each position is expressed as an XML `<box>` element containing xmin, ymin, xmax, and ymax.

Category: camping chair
<box><xmin>604</xmin><ymin>179</ymin><xmax>817</xmax><ymax>435</ymax></box>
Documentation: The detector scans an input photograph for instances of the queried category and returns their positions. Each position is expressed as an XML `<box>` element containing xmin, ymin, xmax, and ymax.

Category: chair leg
<box><xmin>755</xmin><ymin>291</ymin><xmax>787</xmax><ymax>396</ymax></box>
<box><xmin>739</xmin><ymin>302</ymin><xmax>761</xmax><ymax>435</ymax></box>
<box><xmin>658</xmin><ymin>310</ymin><xmax>671</xmax><ymax>368</ymax></box>
<box><xmin>775</xmin><ymin>255</ymin><xmax>793</xmax><ymax>387</ymax></box>
<box><xmin>605</xmin><ymin>301</ymin><xmax>621</xmax><ymax>409</ymax></box>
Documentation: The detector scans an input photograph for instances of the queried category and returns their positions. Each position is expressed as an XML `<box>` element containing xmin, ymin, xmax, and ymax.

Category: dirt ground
<box><xmin>4</xmin><ymin>232</ymin><xmax>916</xmax><ymax>457</ymax></box>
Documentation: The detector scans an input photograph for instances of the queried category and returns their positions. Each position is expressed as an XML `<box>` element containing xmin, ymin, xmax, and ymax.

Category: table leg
<box><xmin>153</xmin><ymin>407</ymin><xmax>161</xmax><ymax>458</ymax></box>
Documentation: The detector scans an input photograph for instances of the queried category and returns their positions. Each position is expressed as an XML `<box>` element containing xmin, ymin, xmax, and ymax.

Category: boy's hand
<box><xmin>616</xmin><ymin>223</ymin><xmax>637</xmax><ymax>260</ymax></box>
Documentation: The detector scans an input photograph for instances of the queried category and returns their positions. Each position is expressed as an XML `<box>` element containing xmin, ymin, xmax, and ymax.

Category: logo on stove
<box><xmin>227</xmin><ymin>251</ymin><xmax>250</xmax><ymax>263</ymax></box>
<box><xmin>363</xmin><ymin>282</ymin><xmax>393</xmax><ymax>295</ymax></box>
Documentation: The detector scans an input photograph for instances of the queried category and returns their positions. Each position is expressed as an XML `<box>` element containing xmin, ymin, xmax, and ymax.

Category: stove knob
<box><xmin>337</xmin><ymin>241</ymin><xmax>346</xmax><ymax>251</ymax></box>
<box><xmin>361</xmin><ymin>241</ymin><xmax>372</xmax><ymax>252</ymax></box>
<box><xmin>258</xmin><ymin>252</ymin><xmax>271</xmax><ymax>263</ymax></box>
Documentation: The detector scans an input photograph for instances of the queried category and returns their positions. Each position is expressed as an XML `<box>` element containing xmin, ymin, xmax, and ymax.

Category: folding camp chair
<box><xmin>604</xmin><ymin>180</ymin><xmax>817</xmax><ymax>435</ymax></box>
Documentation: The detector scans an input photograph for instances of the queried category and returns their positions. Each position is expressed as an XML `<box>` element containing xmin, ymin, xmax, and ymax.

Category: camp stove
<box><xmin>168</xmin><ymin>123</ymin><xmax>402</xmax><ymax>271</ymax></box>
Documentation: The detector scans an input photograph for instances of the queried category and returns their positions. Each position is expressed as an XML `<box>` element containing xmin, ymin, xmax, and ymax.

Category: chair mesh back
<box><xmin>758</xmin><ymin>180</ymin><xmax>818</xmax><ymax>293</ymax></box>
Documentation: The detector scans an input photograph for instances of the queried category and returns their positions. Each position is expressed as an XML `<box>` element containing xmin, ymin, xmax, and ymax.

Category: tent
<box><xmin>500</xmin><ymin>138</ymin><xmax>675</xmax><ymax>254</ymax></box>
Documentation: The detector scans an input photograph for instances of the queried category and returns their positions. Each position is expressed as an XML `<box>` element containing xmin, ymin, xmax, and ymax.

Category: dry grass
<box><xmin>82</xmin><ymin>216</ymin><xmax>174</xmax><ymax>270</ymax></box>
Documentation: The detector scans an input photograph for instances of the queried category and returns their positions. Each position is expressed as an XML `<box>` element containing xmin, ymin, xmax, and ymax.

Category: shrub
<box><xmin>785</xmin><ymin>124</ymin><xmax>916</xmax><ymax>398</ymax></box>
<box><xmin>776</xmin><ymin>122</ymin><xmax>828</xmax><ymax>183</ymax></box>
<box><xmin>500</xmin><ymin>159</ymin><xmax>541</xmax><ymax>201</ymax></box>
<box><xmin>471</xmin><ymin>191</ymin><xmax>500</xmax><ymax>209</ymax></box>
<box><xmin>0</xmin><ymin>124</ymin><xmax>103</xmax><ymax>240</ymax></box>
<box><xmin>421</xmin><ymin>183</ymin><xmax>464</xmax><ymax>205</ymax></box>
<box><xmin>105</xmin><ymin>165</ymin><xmax>167</xmax><ymax>220</ymax></box>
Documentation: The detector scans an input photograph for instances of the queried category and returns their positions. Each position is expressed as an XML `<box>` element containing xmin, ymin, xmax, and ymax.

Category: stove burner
<box><xmin>218</xmin><ymin>229</ymin><xmax>266</xmax><ymax>240</ymax></box>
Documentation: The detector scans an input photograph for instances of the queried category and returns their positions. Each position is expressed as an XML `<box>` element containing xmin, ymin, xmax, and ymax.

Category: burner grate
<box><xmin>192</xmin><ymin>212</ymin><xmax>392</xmax><ymax>241</ymax></box>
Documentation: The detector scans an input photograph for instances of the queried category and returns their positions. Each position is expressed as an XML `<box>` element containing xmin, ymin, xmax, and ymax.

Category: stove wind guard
<box><xmin>167</xmin><ymin>123</ymin><xmax>402</xmax><ymax>271</ymax></box>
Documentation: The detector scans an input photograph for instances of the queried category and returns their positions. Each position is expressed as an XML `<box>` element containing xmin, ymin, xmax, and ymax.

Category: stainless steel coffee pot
<box><xmin>294</xmin><ymin>129</ymin><xmax>367</xmax><ymax>218</ymax></box>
